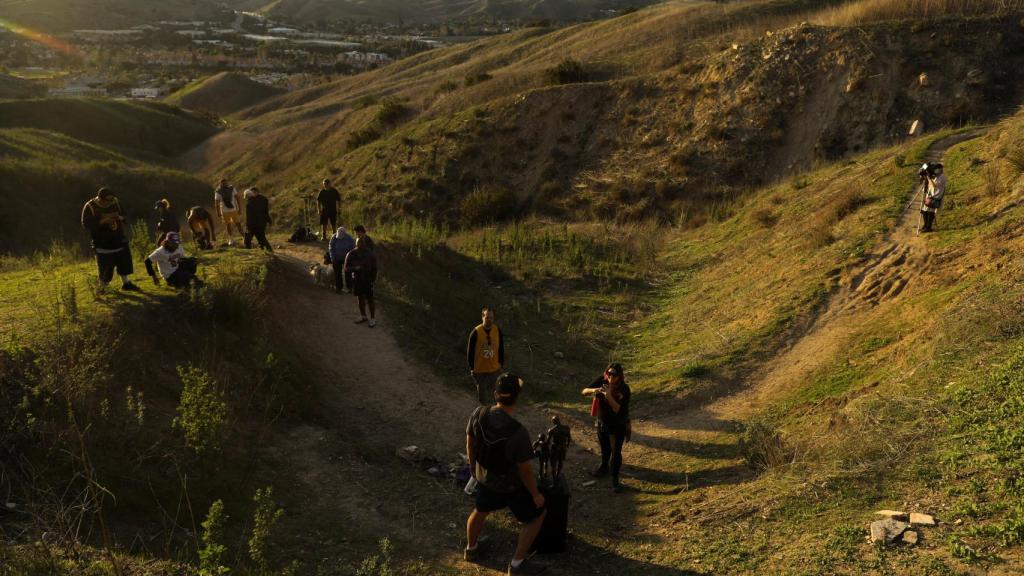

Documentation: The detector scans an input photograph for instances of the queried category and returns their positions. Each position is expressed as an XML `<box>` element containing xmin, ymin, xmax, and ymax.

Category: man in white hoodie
<box><xmin>920</xmin><ymin>163</ymin><xmax>947</xmax><ymax>233</ymax></box>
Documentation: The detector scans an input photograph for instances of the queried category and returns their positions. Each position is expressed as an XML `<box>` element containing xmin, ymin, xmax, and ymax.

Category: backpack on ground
<box><xmin>471</xmin><ymin>406</ymin><xmax>522</xmax><ymax>487</ymax></box>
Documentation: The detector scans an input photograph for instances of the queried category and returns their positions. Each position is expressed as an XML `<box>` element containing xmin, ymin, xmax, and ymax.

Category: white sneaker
<box><xmin>368</xmin><ymin>319</ymin><xmax>377</xmax><ymax>328</ymax></box>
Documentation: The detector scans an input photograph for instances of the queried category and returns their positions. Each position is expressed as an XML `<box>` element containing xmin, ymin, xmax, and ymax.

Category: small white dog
<box><xmin>309</xmin><ymin>263</ymin><xmax>334</xmax><ymax>288</ymax></box>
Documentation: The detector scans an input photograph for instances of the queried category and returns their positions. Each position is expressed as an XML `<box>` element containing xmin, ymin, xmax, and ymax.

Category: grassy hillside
<box><xmin>260</xmin><ymin>0</ymin><xmax>660</xmax><ymax>23</ymax></box>
<box><xmin>0</xmin><ymin>0</ymin><xmax>238</xmax><ymax>32</ymax></box>
<box><xmin>0</xmin><ymin>98</ymin><xmax>219</xmax><ymax>158</ymax></box>
<box><xmin>0</xmin><ymin>73</ymin><xmax>44</xmax><ymax>99</ymax></box>
<box><xmin>0</xmin><ymin>99</ymin><xmax>219</xmax><ymax>254</ymax></box>
<box><xmin>166</xmin><ymin>73</ymin><xmax>287</xmax><ymax>117</ymax></box>
<box><xmin>191</xmin><ymin>0</ymin><xmax>1024</xmax><ymax>229</ymax></box>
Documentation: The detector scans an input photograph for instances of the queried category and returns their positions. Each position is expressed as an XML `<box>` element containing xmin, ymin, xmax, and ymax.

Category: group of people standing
<box><xmin>463</xmin><ymin>308</ymin><xmax>631</xmax><ymax>574</ymax></box>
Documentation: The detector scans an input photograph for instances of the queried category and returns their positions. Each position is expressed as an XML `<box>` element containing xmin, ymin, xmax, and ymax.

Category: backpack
<box><xmin>471</xmin><ymin>406</ymin><xmax>522</xmax><ymax>488</ymax></box>
<box><xmin>217</xmin><ymin>186</ymin><xmax>235</xmax><ymax>210</ymax></box>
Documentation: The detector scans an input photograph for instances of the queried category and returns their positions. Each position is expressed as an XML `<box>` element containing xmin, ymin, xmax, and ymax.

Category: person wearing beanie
<box><xmin>145</xmin><ymin>232</ymin><xmax>202</xmax><ymax>289</ymax></box>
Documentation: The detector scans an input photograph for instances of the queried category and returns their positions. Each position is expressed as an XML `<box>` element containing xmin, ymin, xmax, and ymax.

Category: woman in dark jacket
<box><xmin>343</xmin><ymin>236</ymin><xmax>378</xmax><ymax>327</ymax></box>
<box><xmin>582</xmin><ymin>362</ymin><xmax>631</xmax><ymax>492</ymax></box>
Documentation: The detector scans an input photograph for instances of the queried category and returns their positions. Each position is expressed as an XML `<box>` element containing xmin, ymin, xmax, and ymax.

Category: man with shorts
<box><xmin>80</xmin><ymin>187</ymin><xmax>140</xmax><ymax>291</ymax></box>
<box><xmin>465</xmin><ymin>374</ymin><xmax>547</xmax><ymax>575</ymax></box>
<box><xmin>467</xmin><ymin>307</ymin><xmax>505</xmax><ymax>405</ymax></box>
<box><xmin>317</xmin><ymin>179</ymin><xmax>341</xmax><ymax>242</ymax></box>
<box><xmin>214</xmin><ymin>178</ymin><xmax>242</xmax><ymax>245</ymax></box>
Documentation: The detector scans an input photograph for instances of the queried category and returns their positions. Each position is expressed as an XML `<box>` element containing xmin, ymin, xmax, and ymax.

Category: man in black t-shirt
<box><xmin>316</xmin><ymin>179</ymin><xmax>341</xmax><ymax>242</ymax></box>
<box><xmin>465</xmin><ymin>374</ymin><xmax>547</xmax><ymax>575</ymax></box>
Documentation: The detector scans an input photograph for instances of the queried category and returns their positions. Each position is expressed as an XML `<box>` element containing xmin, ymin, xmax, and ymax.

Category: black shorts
<box><xmin>352</xmin><ymin>277</ymin><xmax>374</xmax><ymax>297</ymax></box>
<box><xmin>320</xmin><ymin>210</ymin><xmax>338</xmax><ymax>226</ymax></box>
<box><xmin>95</xmin><ymin>248</ymin><xmax>133</xmax><ymax>283</ymax></box>
<box><xmin>475</xmin><ymin>483</ymin><xmax>543</xmax><ymax>523</ymax></box>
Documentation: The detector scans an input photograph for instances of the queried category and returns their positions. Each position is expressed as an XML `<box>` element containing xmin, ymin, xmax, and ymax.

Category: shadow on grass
<box><xmin>623</xmin><ymin>462</ymin><xmax>754</xmax><ymax>492</ymax></box>
<box><xmin>628</xmin><ymin>432</ymin><xmax>740</xmax><ymax>460</ymax></box>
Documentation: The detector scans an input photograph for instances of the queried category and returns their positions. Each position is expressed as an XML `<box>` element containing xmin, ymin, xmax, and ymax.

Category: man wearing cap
<box><xmin>145</xmin><ymin>232</ymin><xmax>202</xmax><ymax>289</ymax></box>
<box><xmin>465</xmin><ymin>373</ymin><xmax>547</xmax><ymax>575</ymax></box>
<box><xmin>81</xmin><ymin>187</ymin><xmax>140</xmax><ymax>291</ymax></box>
<box><xmin>920</xmin><ymin>163</ymin><xmax>947</xmax><ymax>233</ymax></box>
<box><xmin>328</xmin><ymin>225</ymin><xmax>356</xmax><ymax>293</ymax></box>
<box><xmin>467</xmin><ymin>307</ymin><xmax>505</xmax><ymax>405</ymax></box>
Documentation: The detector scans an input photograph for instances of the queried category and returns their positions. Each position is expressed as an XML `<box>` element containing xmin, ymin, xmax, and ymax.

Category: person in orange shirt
<box><xmin>467</xmin><ymin>307</ymin><xmax>505</xmax><ymax>405</ymax></box>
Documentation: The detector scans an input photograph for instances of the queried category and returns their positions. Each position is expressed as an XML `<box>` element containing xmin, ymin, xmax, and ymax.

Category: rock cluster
<box><xmin>869</xmin><ymin>510</ymin><xmax>936</xmax><ymax>546</ymax></box>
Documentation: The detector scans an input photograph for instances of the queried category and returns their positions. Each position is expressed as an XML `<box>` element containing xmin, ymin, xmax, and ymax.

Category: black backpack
<box><xmin>217</xmin><ymin>186</ymin><xmax>235</xmax><ymax>210</ymax></box>
<box><xmin>471</xmin><ymin>407</ymin><xmax>522</xmax><ymax>486</ymax></box>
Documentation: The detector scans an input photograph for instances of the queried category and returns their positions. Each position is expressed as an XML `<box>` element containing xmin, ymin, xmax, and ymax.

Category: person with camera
<box><xmin>467</xmin><ymin>307</ymin><xmax>505</xmax><ymax>404</ymax></box>
<box><xmin>919</xmin><ymin>163</ymin><xmax>947</xmax><ymax>233</ymax></box>
<box><xmin>465</xmin><ymin>374</ymin><xmax>547</xmax><ymax>575</ymax></box>
<box><xmin>582</xmin><ymin>363</ymin><xmax>631</xmax><ymax>493</ymax></box>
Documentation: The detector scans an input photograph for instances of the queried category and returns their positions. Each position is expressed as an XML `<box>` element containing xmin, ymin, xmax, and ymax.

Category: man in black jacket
<box><xmin>81</xmin><ymin>187</ymin><xmax>140</xmax><ymax>291</ymax></box>
<box><xmin>243</xmin><ymin>187</ymin><xmax>273</xmax><ymax>252</ymax></box>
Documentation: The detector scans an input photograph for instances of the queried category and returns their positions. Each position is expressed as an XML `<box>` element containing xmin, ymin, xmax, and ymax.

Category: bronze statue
<box><xmin>547</xmin><ymin>416</ymin><xmax>572</xmax><ymax>479</ymax></box>
<box><xmin>533</xmin><ymin>433</ymin><xmax>550</xmax><ymax>480</ymax></box>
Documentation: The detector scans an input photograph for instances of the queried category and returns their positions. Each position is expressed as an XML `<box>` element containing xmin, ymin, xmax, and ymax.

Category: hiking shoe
<box><xmin>508</xmin><ymin>558</ymin><xmax>546</xmax><ymax>575</ymax></box>
<box><xmin>590</xmin><ymin>465</ymin><xmax>609</xmax><ymax>478</ymax></box>
<box><xmin>368</xmin><ymin>319</ymin><xmax>377</xmax><ymax>328</ymax></box>
<box><xmin>121</xmin><ymin>282</ymin><xmax>141</xmax><ymax>292</ymax></box>
<box><xmin>612</xmin><ymin>477</ymin><xmax>623</xmax><ymax>493</ymax></box>
<box><xmin>354</xmin><ymin>317</ymin><xmax>368</xmax><ymax>324</ymax></box>
<box><xmin>463</xmin><ymin>536</ymin><xmax>491</xmax><ymax>563</ymax></box>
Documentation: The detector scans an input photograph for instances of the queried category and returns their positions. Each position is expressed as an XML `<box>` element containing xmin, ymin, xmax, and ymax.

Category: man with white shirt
<box><xmin>145</xmin><ymin>232</ymin><xmax>203</xmax><ymax>289</ymax></box>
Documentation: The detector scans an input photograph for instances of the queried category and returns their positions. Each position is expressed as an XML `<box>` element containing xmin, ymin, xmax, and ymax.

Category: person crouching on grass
<box><xmin>582</xmin><ymin>362</ymin><xmax>631</xmax><ymax>493</ymax></box>
<box><xmin>465</xmin><ymin>373</ymin><xmax>547</xmax><ymax>575</ymax></box>
<box><xmin>145</xmin><ymin>232</ymin><xmax>203</xmax><ymax>289</ymax></box>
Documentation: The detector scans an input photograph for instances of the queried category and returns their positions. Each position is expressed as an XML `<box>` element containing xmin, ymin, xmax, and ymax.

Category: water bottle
<box><xmin>464</xmin><ymin>476</ymin><xmax>478</xmax><ymax>495</ymax></box>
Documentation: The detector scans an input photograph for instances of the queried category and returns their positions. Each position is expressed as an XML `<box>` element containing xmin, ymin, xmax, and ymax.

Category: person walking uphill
<box><xmin>467</xmin><ymin>308</ymin><xmax>505</xmax><ymax>405</ymax></box>
<box><xmin>317</xmin><ymin>179</ymin><xmax>341</xmax><ymax>242</ymax></box>
<box><xmin>343</xmin><ymin>236</ymin><xmax>378</xmax><ymax>327</ymax></box>
<box><xmin>329</xmin><ymin>226</ymin><xmax>355</xmax><ymax>294</ymax></box>
<box><xmin>81</xmin><ymin>187</ymin><xmax>140</xmax><ymax>291</ymax></box>
<box><xmin>465</xmin><ymin>374</ymin><xmax>547</xmax><ymax>575</ymax></box>
<box><xmin>582</xmin><ymin>363</ymin><xmax>631</xmax><ymax>493</ymax></box>
<box><xmin>920</xmin><ymin>163</ymin><xmax>947</xmax><ymax>233</ymax></box>
<box><xmin>243</xmin><ymin>187</ymin><xmax>273</xmax><ymax>252</ymax></box>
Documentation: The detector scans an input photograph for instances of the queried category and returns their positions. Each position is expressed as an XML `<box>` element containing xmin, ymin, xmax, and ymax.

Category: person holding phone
<box><xmin>582</xmin><ymin>363</ymin><xmax>631</xmax><ymax>493</ymax></box>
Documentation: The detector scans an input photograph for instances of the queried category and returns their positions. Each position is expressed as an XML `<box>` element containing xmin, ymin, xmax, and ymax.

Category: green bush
<box><xmin>173</xmin><ymin>364</ymin><xmax>228</xmax><ymax>455</ymax></box>
<box><xmin>249</xmin><ymin>486</ymin><xmax>284</xmax><ymax>571</ymax></box>
<box><xmin>199</xmin><ymin>500</ymin><xmax>230</xmax><ymax>576</ymax></box>
<box><xmin>739</xmin><ymin>419</ymin><xmax>792</xmax><ymax>471</ymax></box>
<box><xmin>375</xmin><ymin>98</ymin><xmax>406</xmax><ymax>125</ymax></box>
<box><xmin>545</xmin><ymin>59</ymin><xmax>591</xmax><ymax>85</ymax></box>
<box><xmin>347</xmin><ymin>125</ymin><xmax>382</xmax><ymax>150</ymax></box>
<box><xmin>464</xmin><ymin>72</ymin><xmax>493</xmax><ymax>87</ymax></box>
<box><xmin>459</xmin><ymin>186</ymin><xmax>518</xmax><ymax>226</ymax></box>
<box><xmin>356</xmin><ymin>539</ymin><xmax>395</xmax><ymax>576</ymax></box>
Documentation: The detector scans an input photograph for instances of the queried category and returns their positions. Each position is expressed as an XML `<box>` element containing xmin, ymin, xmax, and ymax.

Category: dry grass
<box><xmin>811</xmin><ymin>0</ymin><xmax>1023</xmax><ymax>26</ymax></box>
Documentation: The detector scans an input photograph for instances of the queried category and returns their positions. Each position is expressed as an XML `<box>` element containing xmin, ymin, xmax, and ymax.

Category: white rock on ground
<box><xmin>902</xmin><ymin>530</ymin><xmax>919</xmax><ymax>545</ymax></box>
<box><xmin>909</xmin><ymin>512</ymin><xmax>936</xmax><ymax>526</ymax></box>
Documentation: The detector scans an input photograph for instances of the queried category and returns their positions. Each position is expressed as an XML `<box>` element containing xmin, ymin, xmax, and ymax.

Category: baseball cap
<box><xmin>495</xmin><ymin>373</ymin><xmax>524</xmax><ymax>404</ymax></box>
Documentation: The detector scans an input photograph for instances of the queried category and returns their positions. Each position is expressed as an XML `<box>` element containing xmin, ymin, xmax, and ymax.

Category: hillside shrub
<box><xmin>356</xmin><ymin>539</ymin><xmax>395</xmax><ymax>576</ymax></box>
<box><xmin>199</xmin><ymin>500</ymin><xmax>230</xmax><ymax>576</ymax></box>
<box><xmin>375</xmin><ymin>98</ymin><xmax>406</xmax><ymax>125</ymax></box>
<box><xmin>459</xmin><ymin>186</ymin><xmax>517</xmax><ymax>226</ymax></box>
<box><xmin>464</xmin><ymin>72</ymin><xmax>493</xmax><ymax>87</ymax></box>
<box><xmin>739</xmin><ymin>419</ymin><xmax>792</xmax><ymax>471</ymax></box>
<box><xmin>173</xmin><ymin>364</ymin><xmax>228</xmax><ymax>455</ymax></box>
<box><xmin>545</xmin><ymin>59</ymin><xmax>591</xmax><ymax>85</ymax></box>
<box><xmin>347</xmin><ymin>125</ymin><xmax>381</xmax><ymax>150</ymax></box>
<box><xmin>248</xmin><ymin>486</ymin><xmax>284</xmax><ymax>571</ymax></box>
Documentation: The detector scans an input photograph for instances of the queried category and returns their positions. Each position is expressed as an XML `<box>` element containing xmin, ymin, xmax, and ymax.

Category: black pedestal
<box><xmin>531</xmin><ymin>474</ymin><xmax>571</xmax><ymax>554</ymax></box>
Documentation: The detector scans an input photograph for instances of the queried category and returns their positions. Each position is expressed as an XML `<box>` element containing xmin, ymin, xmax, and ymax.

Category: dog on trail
<box><xmin>310</xmin><ymin>263</ymin><xmax>334</xmax><ymax>288</ymax></box>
